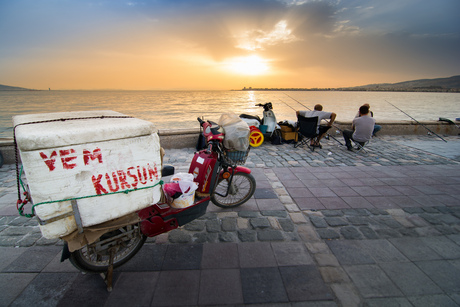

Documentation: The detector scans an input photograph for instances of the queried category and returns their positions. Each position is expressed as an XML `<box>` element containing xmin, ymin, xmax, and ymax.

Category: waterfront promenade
<box><xmin>0</xmin><ymin>134</ymin><xmax>459</xmax><ymax>306</ymax></box>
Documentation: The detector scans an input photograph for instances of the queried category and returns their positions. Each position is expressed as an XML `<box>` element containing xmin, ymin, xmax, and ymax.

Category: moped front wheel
<box><xmin>69</xmin><ymin>223</ymin><xmax>146</xmax><ymax>273</ymax></box>
<box><xmin>211</xmin><ymin>172</ymin><xmax>256</xmax><ymax>208</ymax></box>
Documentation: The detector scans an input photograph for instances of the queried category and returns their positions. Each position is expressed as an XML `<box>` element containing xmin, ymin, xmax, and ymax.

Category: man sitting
<box><xmin>355</xmin><ymin>103</ymin><xmax>381</xmax><ymax>136</ymax></box>
<box><xmin>343</xmin><ymin>105</ymin><xmax>375</xmax><ymax>151</ymax></box>
<box><xmin>296</xmin><ymin>104</ymin><xmax>336</xmax><ymax>148</ymax></box>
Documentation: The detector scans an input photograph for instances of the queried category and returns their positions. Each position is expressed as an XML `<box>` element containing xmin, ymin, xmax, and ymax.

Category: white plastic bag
<box><xmin>169</xmin><ymin>173</ymin><xmax>198</xmax><ymax>208</ymax></box>
<box><xmin>171</xmin><ymin>173</ymin><xmax>198</xmax><ymax>194</ymax></box>
<box><xmin>218</xmin><ymin>113</ymin><xmax>250</xmax><ymax>151</ymax></box>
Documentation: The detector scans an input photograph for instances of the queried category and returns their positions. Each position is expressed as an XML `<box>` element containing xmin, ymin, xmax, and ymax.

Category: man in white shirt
<box><xmin>296</xmin><ymin>104</ymin><xmax>336</xmax><ymax>148</ymax></box>
<box><xmin>355</xmin><ymin>103</ymin><xmax>381</xmax><ymax>136</ymax></box>
<box><xmin>343</xmin><ymin>105</ymin><xmax>375</xmax><ymax>151</ymax></box>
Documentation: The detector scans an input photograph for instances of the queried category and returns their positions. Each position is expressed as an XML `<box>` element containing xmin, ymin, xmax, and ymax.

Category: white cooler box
<box><xmin>13</xmin><ymin>110</ymin><xmax>163</xmax><ymax>239</ymax></box>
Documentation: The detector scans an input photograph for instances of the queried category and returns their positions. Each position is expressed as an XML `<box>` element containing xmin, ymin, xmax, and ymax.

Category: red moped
<box><xmin>62</xmin><ymin>117</ymin><xmax>256</xmax><ymax>289</ymax></box>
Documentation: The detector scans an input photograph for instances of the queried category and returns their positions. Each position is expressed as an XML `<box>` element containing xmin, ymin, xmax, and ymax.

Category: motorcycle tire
<box><xmin>211</xmin><ymin>172</ymin><xmax>256</xmax><ymax>208</ymax></box>
<box><xmin>69</xmin><ymin>223</ymin><xmax>146</xmax><ymax>273</ymax></box>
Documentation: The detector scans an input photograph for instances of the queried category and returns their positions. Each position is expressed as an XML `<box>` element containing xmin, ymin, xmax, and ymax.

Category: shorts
<box><xmin>318</xmin><ymin>125</ymin><xmax>331</xmax><ymax>135</ymax></box>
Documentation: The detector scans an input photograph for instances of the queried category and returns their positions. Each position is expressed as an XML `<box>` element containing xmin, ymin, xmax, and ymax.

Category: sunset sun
<box><xmin>225</xmin><ymin>55</ymin><xmax>269</xmax><ymax>75</ymax></box>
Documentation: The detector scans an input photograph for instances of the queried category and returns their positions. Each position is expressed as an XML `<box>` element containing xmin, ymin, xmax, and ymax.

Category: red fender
<box><xmin>220</xmin><ymin>166</ymin><xmax>251</xmax><ymax>176</ymax></box>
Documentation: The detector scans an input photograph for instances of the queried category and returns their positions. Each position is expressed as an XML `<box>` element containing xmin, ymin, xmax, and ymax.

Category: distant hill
<box><xmin>347</xmin><ymin>75</ymin><xmax>460</xmax><ymax>92</ymax></box>
<box><xmin>0</xmin><ymin>84</ymin><xmax>33</xmax><ymax>91</ymax></box>
<box><xmin>242</xmin><ymin>75</ymin><xmax>460</xmax><ymax>92</ymax></box>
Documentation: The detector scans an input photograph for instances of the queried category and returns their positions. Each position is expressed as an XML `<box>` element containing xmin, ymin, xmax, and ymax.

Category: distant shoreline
<box><xmin>240</xmin><ymin>87</ymin><xmax>460</xmax><ymax>93</ymax></box>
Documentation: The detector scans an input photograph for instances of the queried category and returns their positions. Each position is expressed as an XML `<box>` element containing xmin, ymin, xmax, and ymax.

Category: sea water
<box><xmin>0</xmin><ymin>90</ymin><xmax>458</xmax><ymax>138</ymax></box>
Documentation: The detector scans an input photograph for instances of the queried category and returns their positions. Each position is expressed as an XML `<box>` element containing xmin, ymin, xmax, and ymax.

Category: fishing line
<box><xmin>283</xmin><ymin>92</ymin><xmax>312</xmax><ymax>111</ymax></box>
<box><xmin>385</xmin><ymin>100</ymin><xmax>447</xmax><ymax>143</ymax></box>
<box><xmin>278</xmin><ymin>99</ymin><xmax>297</xmax><ymax>112</ymax></box>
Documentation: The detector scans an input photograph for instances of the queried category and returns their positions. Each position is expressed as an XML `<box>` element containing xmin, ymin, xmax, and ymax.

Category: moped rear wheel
<box><xmin>69</xmin><ymin>223</ymin><xmax>146</xmax><ymax>273</ymax></box>
<box><xmin>211</xmin><ymin>172</ymin><xmax>256</xmax><ymax>208</ymax></box>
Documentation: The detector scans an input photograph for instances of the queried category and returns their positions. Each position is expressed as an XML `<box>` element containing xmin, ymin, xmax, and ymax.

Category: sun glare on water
<box><xmin>225</xmin><ymin>55</ymin><xmax>269</xmax><ymax>75</ymax></box>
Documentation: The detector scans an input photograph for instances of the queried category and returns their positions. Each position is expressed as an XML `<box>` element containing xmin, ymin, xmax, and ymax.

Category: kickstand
<box><xmin>100</xmin><ymin>247</ymin><xmax>116</xmax><ymax>292</ymax></box>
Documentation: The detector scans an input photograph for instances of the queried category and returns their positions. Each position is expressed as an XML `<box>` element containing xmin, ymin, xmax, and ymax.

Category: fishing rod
<box><xmin>283</xmin><ymin>92</ymin><xmax>312</xmax><ymax>111</ymax></box>
<box><xmin>385</xmin><ymin>100</ymin><xmax>447</xmax><ymax>143</ymax></box>
<box><xmin>278</xmin><ymin>98</ymin><xmax>297</xmax><ymax>112</ymax></box>
<box><xmin>439</xmin><ymin>117</ymin><xmax>459</xmax><ymax>129</ymax></box>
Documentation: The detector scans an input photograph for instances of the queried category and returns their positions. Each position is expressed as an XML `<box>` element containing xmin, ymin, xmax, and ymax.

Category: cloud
<box><xmin>1</xmin><ymin>0</ymin><xmax>459</xmax><ymax>89</ymax></box>
<box><xmin>235</xmin><ymin>20</ymin><xmax>301</xmax><ymax>51</ymax></box>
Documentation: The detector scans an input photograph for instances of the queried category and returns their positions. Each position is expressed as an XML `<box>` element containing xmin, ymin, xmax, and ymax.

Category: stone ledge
<box><xmin>1</xmin><ymin>120</ymin><xmax>458</xmax><ymax>165</ymax></box>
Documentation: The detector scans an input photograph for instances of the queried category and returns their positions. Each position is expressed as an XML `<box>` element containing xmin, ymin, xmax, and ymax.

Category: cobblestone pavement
<box><xmin>0</xmin><ymin>135</ymin><xmax>459</xmax><ymax>306</ymax></box>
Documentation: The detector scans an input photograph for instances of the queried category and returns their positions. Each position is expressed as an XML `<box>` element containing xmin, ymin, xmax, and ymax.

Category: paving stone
<box><xmin>375</xmin><ymin>228</ymin><xmax>402</xmax><ymax>239</ymax></box>
<box><xmin>257</xmin><ymin>229</ymin><xmax>284</xmax><ymax>241</ymax></box>
<box><xmin>347</xmin><ymin>216</ymin><xmax>370</xmax><ymax>225</ymax></box>
<box><xmin>219</xmin><ymin>232</ymin><xmax>237</xmax><ymax>242</ymax></box>
<box><xmin>183</xmin><ymin>220</ymin><xmax>206</xmax><ymax>231</ymax></box>
<box><xmin>415</xmin><ymin>260</ymin><xmax>460</xmax><ymax>293</ymax></box>
<box><xmin>268</xmin><ymin>243</ymin><xmax>312</xmax><ymax>268</ymax></box>
<box><xmin>240</xmin><ymin>267</ymin><xmax>288</xmax><ymax>304</ymax></box>
<box><xmin>296</xmin><ymin>224</ymin><xmax>321</xmax><ymax>241</ymax></box>
<box><xmin>317</xmin><ymin>229</ymin><xmax>340</xmax><ymax>240</ymax></box>
<box><xmin>327</xmin><ymin>240</ymin><xmax>375</xmax><ymax>265</ymax></box>
<box><xmin>358</xmin><ymin>226</ymin><xmax>379</xmax><ymax>239</ymax></box>
<box><xmin>260</xmin><ymin>210</ymin><xmax>288</xmax><ymax>217</ymax></box>
<box><xmin>325</xmin><ymin>217</ymin><xmax>349</xmax><ymax>227</ymax></box>
<box><xmin>398</xmin><ymin>228</ymin><xmax>420</xmax><ymax>237</ymax></box>
<box><xmin>196</xmin><ymin>232</ymin><xmax>218</xmax><ymax>243</ymax></box>
<box><xmin>408</xmin><ymin>294</ymin><xmax>460</xmax><ymax>307</ymax></box>
<box><xmin>402</xmin><ymin>207</ymin><xmax>425</xmax><ymax>214</ymax></box>
<box><xmin>198</xmin><ymin>269</ymin><xmax>243</xmax><ymax>305</ymax></box>
<box><xmin>278</xmin><ymin>218</ymin><xmax>295</xmax><ymax>232</ymax></box>
<box><xmin>343</xmin><ymin>209</ymin><xmax>370</xmax><ymax>216</ymax></box>
<box><xmin>421</xmin><ymin>236</ymin><xmax>460</xmax><ymax>259</ymax></box>
<box><xmin>309</xmin><ymin>216</ymin><xmax>328</xmax><ymax>228</ymax></box>
<box><xmin>250</xmin><ymin>218</ymin><xmax>271</xmax><ymax>229</ymax></box>
<box><xmin>363</xmin><ymin>297</ymin><xmax>413</xmax><ymax>307</ymax></box>
<box><xmin>367</xmin><ymin>208</ymin><xmax>389</xmax><ymax>215</ymax></box>
<box><xmin>153</xmin><ymin>270</ymin><xmax>200</xmax><ymax>306</ymax></box>
<box><xmin>344</xmin><ymin>264</ymin><xmax>403</xmax><ymax>298</ymax></box>
<box><xmin>205</xmin><ymin>219</ymin><xmax>221</xmax><ymax>232</ymax></box>
<box><xmin>315</xmin><ymin>253</ymin><xmax>340</xmax><ymax>267</ymax></box>
<box><xmin>330</xmin><ymin>283</ymin><xmax>361</xmax><ymax>307</ymax></box>
<box><xmin>322</xmin><ymin>210</ymin><xmax>344</xmax><ymax>217</ymax></box>
<box><xmin>162</xmin><ymin>244</ymin><xmax>203</xmax><ymax>270</ymax></box>
<box><xmin>237</xmin><ymin>229</ymin><xmax>257</xmax><ymax>242</ymax></box>
<box><xmin>303</xmin><ymin>243</ymin><xmax>329</xmax><ymax>257</ymax></box>
<box><xmin>105</xmin><ymin>272</ymin><xmax>160</xmax><ymax>306</ymax></box>
<box><xmin>221</xmin><ymin>218</ymin><xmax>237</xmax><ymax>231</ymax></box>
<box><xmin>168</xmin><ymin>229</ymin><xmax>192</xmax><ymax>243</ymax></box>
<box><xmin>238</xmin><ymin>211</ymin><xmax>259</xmax><ymax>218</ymax></box>
<box><xmin>341</xmin><ymin>227</ymin><xmax>363</xmax><ymax>240</ymax></box>
<box><xmin>380</xmin><ymin>262</ymin><xmax>443</xmax><ymax>296</ymax></box>
<box><xmin>280</xmin><ymin>265</ymin><xmax>334</xmax><ymax>302</ymax></box>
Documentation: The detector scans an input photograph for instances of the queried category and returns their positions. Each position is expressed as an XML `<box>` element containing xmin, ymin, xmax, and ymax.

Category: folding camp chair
<box><xmin>294</xmin><ymin>115</ymin><xmax>319</xmax><ymax>152</ymax></box>
<box><xmin>352</xmin><ymin>139</ymin><xmax>370</xmax><ymax>153</ymax></box>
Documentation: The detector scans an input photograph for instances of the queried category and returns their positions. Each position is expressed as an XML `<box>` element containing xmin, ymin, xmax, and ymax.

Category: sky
<box><xmin>0</xmin><ymin>0</ymin><xmax>459</xmax><ymax>90</ymax></box>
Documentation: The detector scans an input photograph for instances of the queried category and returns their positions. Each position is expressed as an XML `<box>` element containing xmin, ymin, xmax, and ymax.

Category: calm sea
<box><xmin>0</xmin><ymin>90</ymin><xmax>458</xmax><ymax>138</ymax></box>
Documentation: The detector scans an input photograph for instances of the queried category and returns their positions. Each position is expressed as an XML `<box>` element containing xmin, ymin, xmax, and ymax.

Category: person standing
<box><xmin>343</xmin><ymin>105</ymin><xmax>375</xmax><ymax>151</ymax></box>
<box><xmin>296</xmin><ymin>104</ymin><xmax>336</xmax><ymax>148</ymax></box>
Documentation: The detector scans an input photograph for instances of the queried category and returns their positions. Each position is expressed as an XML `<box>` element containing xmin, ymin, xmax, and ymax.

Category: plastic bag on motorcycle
<box><xmin>218</xmin><ymin>112</ymin><xmax>250</xmax><ymax>151</ymax></box>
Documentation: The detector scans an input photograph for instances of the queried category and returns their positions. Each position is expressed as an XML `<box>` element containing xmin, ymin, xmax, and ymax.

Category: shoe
<box><xmin>347</xmin><ymin>145</ymin><xmax>353</xmax><ymax>151</ymax></box>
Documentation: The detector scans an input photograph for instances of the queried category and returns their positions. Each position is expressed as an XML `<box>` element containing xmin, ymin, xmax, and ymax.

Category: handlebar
<box><xmin>256</xmin><ymin>102</ymin><xmax>273</xmax><ymax>111</ymax></box>
<box><xmin>197</xmin><ymin>117</ymin><xmax>224</xmax><ymax>142</ymax></box>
